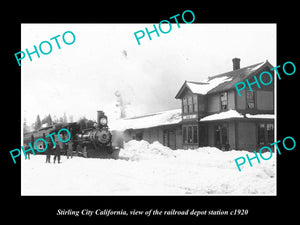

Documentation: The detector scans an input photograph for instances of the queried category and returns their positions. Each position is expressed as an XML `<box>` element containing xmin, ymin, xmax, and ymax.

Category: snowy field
<box><xmin>21</xmin><ymin>140</ymin><xmax>275</xmax><ymax>195</ymax></box>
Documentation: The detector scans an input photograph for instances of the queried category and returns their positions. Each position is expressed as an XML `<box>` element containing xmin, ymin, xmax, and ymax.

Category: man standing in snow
<box><xmin>45</xmin><ymin>141</ymin><xmax>53</xmax><ymax>163</ymax></box>
<box><xmin>53</xmin><ymin>140</ymin><xmax>61</xmax><ymax>164</ymax></box>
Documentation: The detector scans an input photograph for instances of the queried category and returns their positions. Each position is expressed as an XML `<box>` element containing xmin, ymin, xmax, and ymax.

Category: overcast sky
<box><xmin>21</xmin><ymin>23</ymin><xmax>276</xmax><ymax>124</ymax></box>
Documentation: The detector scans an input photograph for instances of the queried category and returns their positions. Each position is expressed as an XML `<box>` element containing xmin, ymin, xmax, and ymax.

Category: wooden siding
<box><xmin>228</xmin><ymin>90</ymin><xmax>235</xmax><ymax>109</ymax></box>
<box><xmin>123</xmin><ymin>125</ymin><xmax>182</xmax><ymax>150</ymax></box>
<box><xmin>256</xmin><ymin>90</ymin><xmax>274</xmax><ymax>110</ymax></box>
<box><xmin>207</xmin><ymin>94</ymin><xmax>220</xmax><ymax>113</ymax></box>
<box><xmin>237</xmin><ymin>122</ymin><xmax>257</xmax><ymax>150</ymax></box>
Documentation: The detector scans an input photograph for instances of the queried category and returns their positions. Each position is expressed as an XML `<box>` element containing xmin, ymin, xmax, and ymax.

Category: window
<box><xmin>182</xmin><ymin>95</ymin><xmax>198</xmax><ymax>113</ymax></box>
<box><xmin>183</xmin><ymin>97</ymin><xmax>188</xmax><ymax>113</ymax></box>
<box><xmin>183</xmin><ymin>125</ymin><xmax>198</xmax><ymax>144</ymax></box>
<box><xmin>188</xmin><ymin>96</ymin><xmax>193</xmax><ymax>113</ymax></box>
<box><xmin>266</xmin><ymin>123</ymin><xmax>274</xmax><ymax>143</ymax></box>
<box><xmin>258</xmin><ymin>124</ymin><xmax>265</xmax><ymax>145</ymax></box>
<box><xmin>193</xmin><ymin>126</ymin><xmax>198</xmax><ymax>143</ymax></box>
<box><xmin>258</xmin><ymin>123</ymin><xmax>274</xmax><ymax>145</ymax></box>
<box><xmin>220</xmin><ymin>92</ymin><xmax>228</xmax><ymax>110</ymax></box>
<box><xmin>187</xmin><ymin>126</ymin><xmax>193</xmax><ymax>143</ymax></box>
<box><xmin>246</xmin><ymin>90</ymin><xmax>255</xmax><ymax>109</ymax></box>
<box><xmin>193</xmin><ymin>95</ymin><xmax>198</xmax><ymax>112</ymax></box>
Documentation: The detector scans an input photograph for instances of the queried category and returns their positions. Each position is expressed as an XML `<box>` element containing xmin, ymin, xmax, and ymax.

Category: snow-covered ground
<box><xmin>21</xmin><ymin>140</ymin><xmax>275</xmax><ymax>195</ymax></box>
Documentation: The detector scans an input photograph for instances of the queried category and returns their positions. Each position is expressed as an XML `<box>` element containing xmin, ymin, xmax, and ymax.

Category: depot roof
<box><xmin>109</xmin><ymin>109</ymin><xmax>274</xmax><ymax>131</ymax></box>
<box><xmin>109</xmin><ymin>109</ymin><xmax>182</xmax><ymax>131</ymax></box>
<box><xmin>175</xmin><ymin>60</ymin><xmax>274</xmax><ymax>98</ymax></box>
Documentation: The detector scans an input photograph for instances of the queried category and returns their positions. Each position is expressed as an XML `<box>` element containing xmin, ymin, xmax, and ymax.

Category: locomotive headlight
<box><xmin>100</xmin><ymin>118</ymin><xmax>107</xmax><ymax>125</ymax></box>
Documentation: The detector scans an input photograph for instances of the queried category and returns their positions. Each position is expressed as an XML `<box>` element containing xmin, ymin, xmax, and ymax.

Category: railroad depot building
<box><xmin>111</xmin><ymin>58</ymin><xmax>275</xmax><ymax>151</ymax></box>
<box><xmin>110</xmin><ymin>109</ymin><xmax>183</xmax><ymax>150</ymax></box>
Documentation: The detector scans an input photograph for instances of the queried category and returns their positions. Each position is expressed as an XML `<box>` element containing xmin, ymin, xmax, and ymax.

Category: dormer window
<box><xmin>183</xmin><ymin>97</ymin><xmax>188</xmax><ymax>113</ymax></box>
<box><xmin>182</xmin><ymin>95</ymin><xmax>198</xmax><ymax>114</ymax></box>
<box><xmin>220</xmin><ymin>92</ymin><xmax>228</xmax><ymax>110</ymax></box>
<box><xmin>188</xmin><ymin>96</ymin><xmax>193</xmax><ymax>112</ymax></box>
<box><xmin>192</xmin><ymin>95</ymin><xmax>198</xmax><ymax>112</ymax></box>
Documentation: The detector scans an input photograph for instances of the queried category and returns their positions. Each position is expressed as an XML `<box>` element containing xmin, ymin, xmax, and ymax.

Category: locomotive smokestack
<box><xmin>97</xmin><ymin>110</ymin><xmax>105</xmax><ymax>125</ymax></box>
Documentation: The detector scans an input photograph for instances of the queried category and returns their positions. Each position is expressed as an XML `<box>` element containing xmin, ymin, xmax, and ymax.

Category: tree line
<box><xmin>23</xmin><ymin>113</ymin><xmax>95</xmax><ymax>133</ymax></box>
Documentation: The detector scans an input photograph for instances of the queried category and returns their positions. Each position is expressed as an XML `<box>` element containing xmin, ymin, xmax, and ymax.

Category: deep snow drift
<box><xmin>21</xmin><ymin>140</ymin><xmax>275</xmax><ymax>195</ymax></box>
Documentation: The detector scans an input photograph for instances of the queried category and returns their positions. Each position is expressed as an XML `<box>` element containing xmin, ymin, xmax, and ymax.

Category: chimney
<box><xmin>232</xmin><ymin>58</ymin><xmax>240</xmax><ymax>70</ymax></box>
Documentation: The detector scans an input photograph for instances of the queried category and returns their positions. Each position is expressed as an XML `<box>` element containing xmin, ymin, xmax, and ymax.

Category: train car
<box><xmin>23</xmin><ymin>111</ymin><xmax>122</xmax><ymax>159</ymax></box>
<box><xmin>23</xmin><ymin>125</ymin><xmax>62</xmax><ymax>154</ymax></box>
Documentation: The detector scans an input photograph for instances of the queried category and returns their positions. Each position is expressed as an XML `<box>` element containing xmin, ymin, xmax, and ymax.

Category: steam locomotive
<box><xmin>23</xmin><ymin>111</ymin><xmax>122</xmax><ymax>159</ymax></box>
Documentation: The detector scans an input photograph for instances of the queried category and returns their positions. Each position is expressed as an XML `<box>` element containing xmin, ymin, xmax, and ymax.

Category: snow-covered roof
<box><xmin>175</xmin><ymin>60</ymin><xmax>273</xmax><ymax>98</ymax></box>
<box><xmin>186</xmin><ymin>76</ymin><xmax>233</xmax><ymax>95</ymax></box>
<box><xmin>200</xmin><ymin>110</ymin><xmax>243</xmax><ymax>121</ymax></box>
<box><xmin>245</xmin><ymin>114</ymin><xmax>275</xmax><ymax>119</ymax></box>
<box><xmin>110</xmin><ymin>109</ymin><xmax>274</xmax><ymax>131</ymax></box>
<box><xmin>109</xmin><ymin>109</ymin><xmax>182</xmax><ymax>131</ymax></box>
<box><xmin>200</xmin><ymin>110</ymin><xmax>275</xmax><ymax>122</ymax></box>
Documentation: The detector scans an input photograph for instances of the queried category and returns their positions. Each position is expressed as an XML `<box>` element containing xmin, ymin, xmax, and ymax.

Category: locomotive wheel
<box><xmin>107</xmin><ymin>146</ymin><xmax>113</xmax><ymax>154</ymax></box>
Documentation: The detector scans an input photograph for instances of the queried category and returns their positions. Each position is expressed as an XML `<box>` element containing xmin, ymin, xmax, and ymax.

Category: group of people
<box><xmin>45</xmin><ymin>140</ymin><xmax>74</xmax><ymax>163</ymax></box>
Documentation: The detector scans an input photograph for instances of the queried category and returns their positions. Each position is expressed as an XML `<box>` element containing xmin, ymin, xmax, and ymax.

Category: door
<box><xmin>163</xmin><ymin>130</ymin><xmax>176</xmax><ymax>150</ymax></box>
<box><xmin>214</xmin><ymin>124</ymin><xmax>228</xmax><ymax>150</ymax></box>
<box><xmin>198</xmin><ymin>125</ymin><xmax>208</xmax><ymax>147</ymax></box>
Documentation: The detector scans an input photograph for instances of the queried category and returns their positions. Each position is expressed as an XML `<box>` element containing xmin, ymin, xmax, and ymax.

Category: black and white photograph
<box><xmin>5</xmin><ymin>5</ymin><xmax>298</xmax><ymax>224</ymax></box>
<box><xmin>20</xmin><ymin>23</ymin><xmax>276</xmax><ymax>195</ymax></box>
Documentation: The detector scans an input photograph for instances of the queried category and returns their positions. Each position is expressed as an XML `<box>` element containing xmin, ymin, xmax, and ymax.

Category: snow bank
<box><xmin>120</xmin><ymin>140</ymin><xmax>175</xmax><ymax>161</ymax></box>
<box><xmin>21</xmin><ymin>140</ymin><xmax>275</xmax><ymax>195</ymax></box>
<box><xmin>119</xmin><ymin>141</ymin><xmax>275</xmax><ymax>195</ymax></box>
